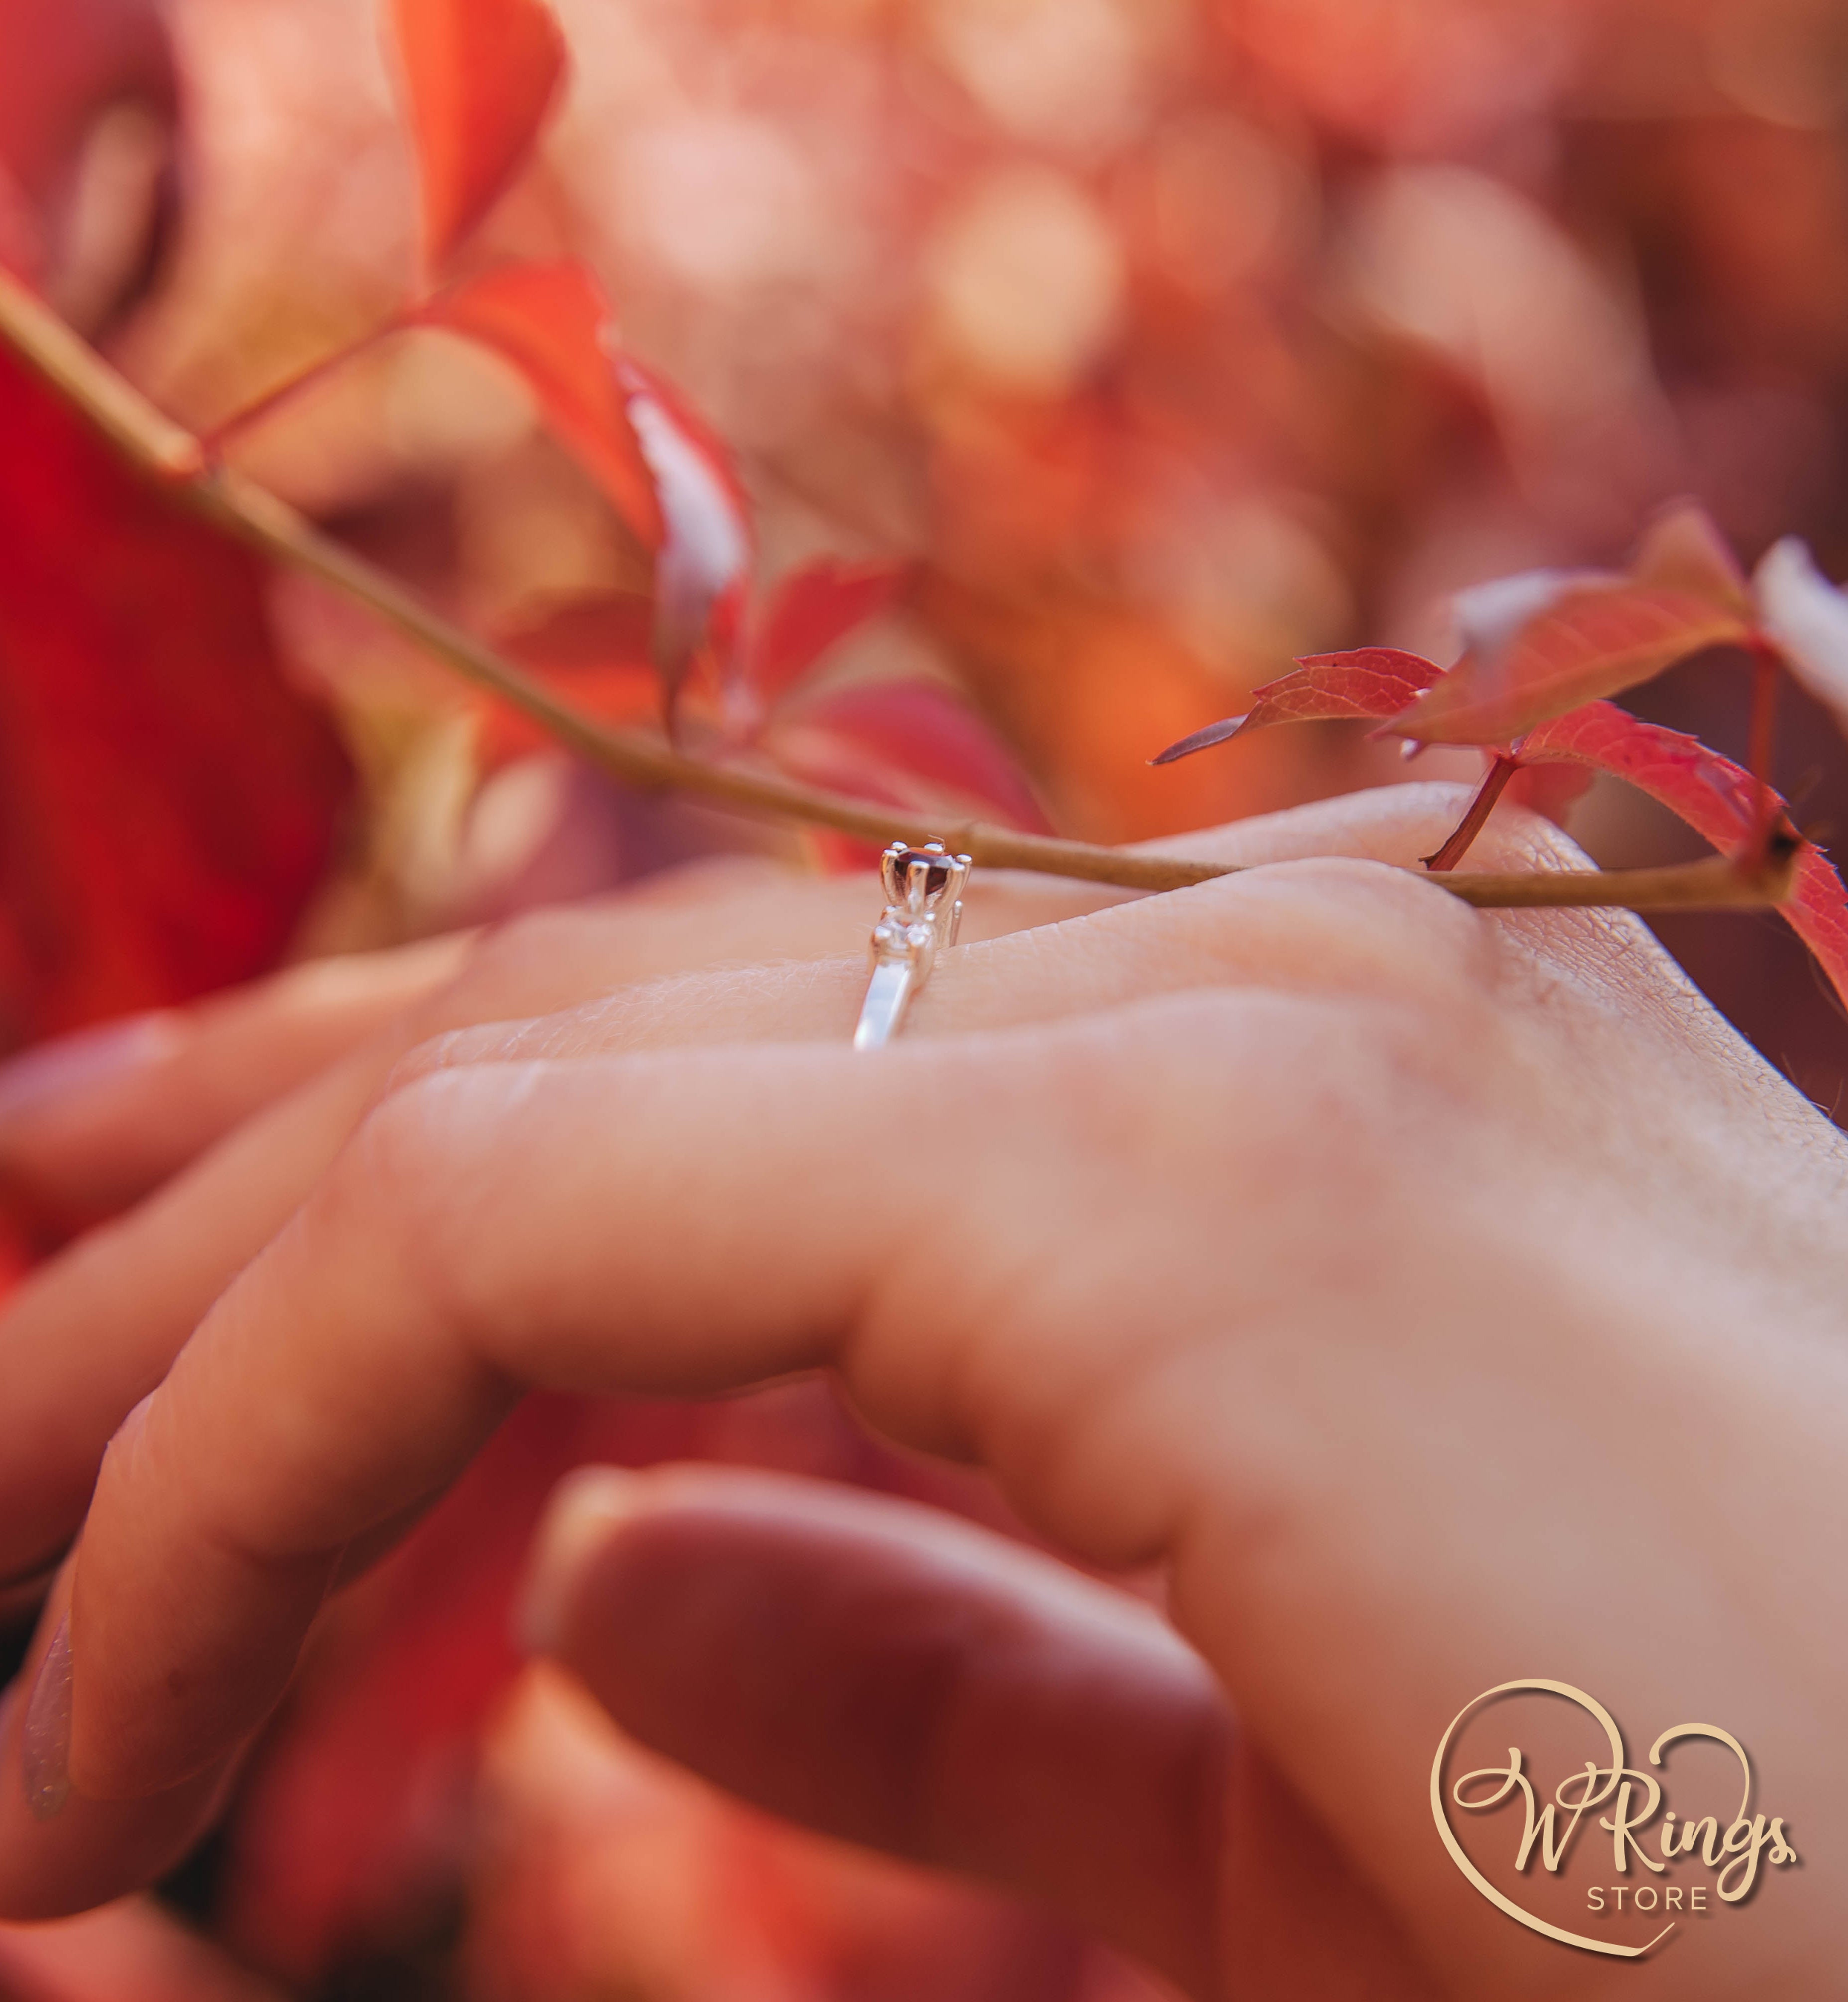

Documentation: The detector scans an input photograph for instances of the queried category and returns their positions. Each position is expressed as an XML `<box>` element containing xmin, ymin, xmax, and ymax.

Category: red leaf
<box><xmin>497</xmin><ymin>590</ymin><xmax>654</xmax><ymax>673</ymax></box>
<box><xmin>1632</xmin><ymin>499</ymin><xmax>1753</xmax><ymax>618</ymax></box>
<box><xmin>618</xmin><ymin>357</ymin><xmax>754</xmax><ymax>697</ymax></box>
<box><xmin>769</xmin><ymin>681</ymin><xmax>1047</xmax><ymax>831</ymax></box>
<box><xmin>1150</xmin><ymin>648</ymin><xmax>1442</xmax><ymax>763</ymax></box>
<box><xmin>480</xmin><ymin>591</ymin><xmax>660</xmax><ymax>761</ymax></box>
<box><xmin>0</xmin><ymin>348</ymin><xmax>350</xmax><ymax>1046</ymax></box>
<box><xmin>388</xmin><ymin>0</ymin><xmax>566</xmax><ymax>274</ymax></box>
<box><xmin>220</xmin><ymin>1394</ymin><xmax>715</xmax><ymax>1982</ymax></box>
<box><xmin>1520</xmin><ymin>700</ymin><xmax>1848</xmax><ymax>1007</ymax></box>
<box><xmin>414</xmin><ymin>270</ymin><xmax>753</xmax><ymax>703</ymax></box>
<box><xmin>413</xmin><ymin>260</ymin><xmax>662</xmax><ymax>549</ymax></box>
<box><xmin>414</xmin><ymin>270</ymin><xmax>757</xmax><ymax>698</ymax></box>
<box><xmin>749</xmin><ymin>560</ymin><xmax>910</xmax><ymax>713</ymax></box>
<box><xmin>1392</xmin><ymin>584</ymin><xmax>1752</xmax><ymax>745</ymax></box>
<box><xmin>1754</xmin><ymin>536</ymin><xmax>1848</xmax><ymax>739</ymax></box>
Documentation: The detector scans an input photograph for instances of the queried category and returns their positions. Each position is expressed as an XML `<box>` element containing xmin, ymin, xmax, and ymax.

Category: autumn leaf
<box><xmin>220</xmin><ymin>1394</ymin><xmax>712</xmax><ymax>1984</ymax></box>
<box><xmin>413</xmin><ymin>261</ymin><xmax>662</xmax><ymax>548</ymax></box>
<box><xmin>0</xmin><ymin>348</ymin><xmax>349</xmax><ymax>1049</ymax></box>
<box><xmin>1155</xmin><ymin>508</ymin><xmax>1763</xmax><ymax>757</ymax></box>
<box><xmin>1753</xmin><ymin>537</ymin><xmax>1848</xmax><ymax>741</ymax></box>
<box><xmin>413</xmin><ymin>265</ymin><xmax>756</xmax><ymax>703</ymax></box>
<box><xmin>1390</xmin><ymin>580</ymin><xmax>1751</xmax><ymax>745</ymax></box>
<box><xmin>482</xmin><ymin>591</ymin><xmax>660</xmax><ymax>759</ymax></box>
<box><xmin>618</xmin><ymin>356</ymin><xmax>754</xmax><ymax>703</ymax></box>
<box><xmin>770</xmin><ymin>680</ymin><xmax>1048</xmax><ymax>832</ymax></box>
<box><xmin>747</xmin><ymin>560</ymin><xmax>910</xmax><ymax>713</ymax></box>
<box><xmin>1521</xmin><ymin>700</ymin><xmax>1848</xmax><ymax>1007</ymax></box>
<box><xmin>1146</xmin><ymin>634</ymin><xmax>1848</xmax><ymax>1004</ymax></box>
<box><xmin>388</xmin><ymin>0</ymin><xmax>566</xmax><ymax>275</ymax></box>
<box><xmin>1631</xmin><ymin>499</ymin><xmax>1754</xmax><ymax>618</ymax></box>
<box><xmin>1150</xmin><ymin>648</ymin><xmax>1442</xmax><ymax>763</ymax></box>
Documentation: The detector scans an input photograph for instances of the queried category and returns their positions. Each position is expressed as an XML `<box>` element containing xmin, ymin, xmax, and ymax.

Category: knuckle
<box><xmin>1463</xmin><ymin>800</ymin><xmax>1592</xmax><ymax>875</ymax></box>
<box><xmin>463</xmin><ymin>905</ymin><xmax>577</xmax><ymax>985</ymax></box>
<box><xmin>379</xmin><ymin>1025</ymin><xmax>482</xmax><ymax>1097</ymax></box>
<box><xmin>1056</xmin><ymin>982</ymin><xmax>1493</xmax><ymax>1190</ymax></box>
<box><xmin>1273</xmin><ymin>854</ymin><xmax>1502</xmax><ymax>981</ymax></box>
<box><xmin>337</xmin><ymin>1070</ymin><xmax>503</xmax><ymax>1330</ymax></box>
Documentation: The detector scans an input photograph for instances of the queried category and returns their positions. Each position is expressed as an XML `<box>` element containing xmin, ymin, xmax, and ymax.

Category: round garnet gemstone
<box><xmin>893</xmin><ymin>847</ymin><xmax>953</xmax><ymax>897</ymax></box>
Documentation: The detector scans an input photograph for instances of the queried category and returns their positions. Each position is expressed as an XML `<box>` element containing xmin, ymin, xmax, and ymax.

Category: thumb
<box><xmin>519</xmin><ymin>1465</ymin><xmax>1227</xmax><ymax>1996</ymax></box>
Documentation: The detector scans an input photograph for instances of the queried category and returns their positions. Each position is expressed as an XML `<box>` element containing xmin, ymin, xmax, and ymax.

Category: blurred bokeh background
<box><xmin>4</xmin><ymin>0</ymin><xmax>1848</xmax><ymax>1995</ymax></box>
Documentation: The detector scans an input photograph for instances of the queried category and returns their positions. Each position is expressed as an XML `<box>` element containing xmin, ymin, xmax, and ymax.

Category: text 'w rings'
<box><xmin>852</xmin><ymin>843</ymin><xmax>971</xmax><ymax>1051</ymax></box>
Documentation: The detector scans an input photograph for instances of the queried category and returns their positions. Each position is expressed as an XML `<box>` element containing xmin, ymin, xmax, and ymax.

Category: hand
<box><xmin>0</xmin><ymin>784</ymin><xmax>1842</xmax><ymax>1999</ymax></box>
<box><xmin>0</xmin><ymin>850</ymin><xmax>1104</xmax><ymax>1622</ymax></box>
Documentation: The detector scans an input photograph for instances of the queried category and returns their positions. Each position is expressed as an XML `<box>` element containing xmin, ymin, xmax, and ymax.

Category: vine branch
<box><xmin>0</xmin><ymin>267</ymin><xmax>1801</xmax><ymax>914</ymax></box>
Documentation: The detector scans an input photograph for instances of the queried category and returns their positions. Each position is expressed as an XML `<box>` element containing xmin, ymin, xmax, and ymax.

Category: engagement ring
<box><xmin>852</xmin><ymin>841</ymin><xmax>971</xmax><ymax>1051</ymax></box>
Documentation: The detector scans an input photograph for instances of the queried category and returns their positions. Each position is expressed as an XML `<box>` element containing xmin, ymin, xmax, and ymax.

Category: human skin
<box><xmin>0</xmin><ymin>782</ymin><xmax>1841</xmax><ymax>1997</ymax></box>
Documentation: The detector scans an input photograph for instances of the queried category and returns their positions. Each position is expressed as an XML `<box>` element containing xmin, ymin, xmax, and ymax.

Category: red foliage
<box><xmin>405</xmin><ymin>269</ymin><xmax>1021</xmax><ymax>822</ymax></box>
<box><xmin>216</xmin><ymin>1386</ymin><xmax>1094</xmax><ymax>1995</ymax></box>
<box><xmin>1155</xmin><ymin>638</ymin><xmax>1848</xmax><ymax>1007</ymax></box>
<box><xmin>1630</xmin><ymin>500</ymin><xmax>1755</xmax><ymax>617</ymax></box>
<box><xmin>387</xmin><ymin>0</ymin><xmax>565</xmax><ymax>276</ymax></box>
<box><xmin>770</xmin><ymin>680</ymin><xmax>1050</xmax><ymax>834</ymax></box>
<box><xmin>1151</xmin><ymin>648</ymin><xmax>1442</xmax><ymax>763</ymax></box>
<box><xmin>747</xmin><ymin>560</ymin><xmax>911</xmax><ymax>714</ymax></box>
<box><xmin>480</xmin><ymin>594</ymin><xmax>660</xmax><ymax>761</ymax></box>
<box><xmin>1387</xmin><ymin>504</ymin><xmax>1758</xmax><ymax>747</ymax></box>
<box><xmin>219</xmin><ymin>1395</ymin><xmax>700</xmax><ymax>1981</ymax></box>
<box><xmin>1755</xmin><ymin>535</ymin><xmax>1848</xmax><ymax>740</ymax></box>
<box><xmin>1503</xmin><ymin>759</ymin><xmax>1596</xmax><ymax>827</ymax></box>
<box><xmin>1520</xmin><ymin>701</ymin><xmax>1848</xmax><ymax>1007</ymax></box>
<box><xmin>1391</xmin><ymin>581</ymin><xmax>1752</xmax><ymax>745</ymax></box>
<box><xmin>0</xmin><ymin>350</ymin><xmax>349</xmax><ymax>1048</ymax></box>
<box><xmin>617</xmin><ymin>355</ymin><xmax>755</xmax><ymax>703</ymax></box>
<box><xmin>417</xmin><ymin>264</ymin><xmax>764</xmax><ymax>706</ymax></box>
<box><xmin>413</xmin><ymin>262</ymin><xmax>662</xmax><ymax>548</ymax></box>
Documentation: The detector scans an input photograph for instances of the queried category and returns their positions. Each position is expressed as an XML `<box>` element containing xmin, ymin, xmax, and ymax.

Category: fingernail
<box><xmin>518</xmin><ymin>1467</ymin><xmax>645</xmax><ymax>1657</ymax></box>
<box><xmin>21</xmin><ymin>1618</ymin><xmax>73</xmax><ymax>1821</ymax></box>
<box><xmin>0</xmin><ymin>1015</ymin><xmax>176</xmax><ymax>1135</ymax></box>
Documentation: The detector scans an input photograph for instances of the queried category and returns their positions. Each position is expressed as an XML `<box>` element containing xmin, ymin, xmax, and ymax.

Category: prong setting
<box><xmin>853</xmin><ymin>841</ymin><xmax>972</xmax><ymax>1050</ymax></box>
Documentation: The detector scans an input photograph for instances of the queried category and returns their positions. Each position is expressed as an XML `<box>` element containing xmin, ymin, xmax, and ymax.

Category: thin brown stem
<box><xmin>198</xmin><ymin>320</ymin><xmax>401</xmax><ymax>458</ymax></box>
<box><xmin>0</xmin><ymin>264</ymin><xmax>1804</xmax><ymax>917</ymax></box>
<box><xmin>1422</xmin><ymin>754</ymin><xmax>1520</xmax><ymax>872</ymax></box>
<box><xmin>1439</xmin><ymin>843</ymin><xmax>1797</xmax><ymax>912</ymax></box>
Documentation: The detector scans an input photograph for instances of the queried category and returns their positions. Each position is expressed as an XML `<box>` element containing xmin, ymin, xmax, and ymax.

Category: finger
<box><xmin>0</xmin><ymin>1895</ymin><xmax>286</xmax><ymax>2001</ymax></box>
<box><xmin>416</xmin><ymin>783</ymin><xmax>1672</xmax><ymax>1083</ymax></box>
<box><xmin>0</xmin><ymin>861</ymin><xmax>1107</xmax><ymax>1595</ymax></box>
<box><xmin>0</xmin><ymin>1569</ymin><xmax>238</xmax><ymax>1922</ymax></box>
<box><xmin>42</xmin><ymin>982</ymin><xmax>1470</xmax><ymax>1960</ymax></box>
<box><xmin>18</xmin><ymin>781</ymin><xmax>1618</xmax><ymax>1754</ymax></box>
<box><xmin>409</xmin><ymin>853</ymin><xmax>1498</xmax><ymax>1076</ymax></box>
<box><xmin>61</xmin><ymin>1008</ymin><xmax>1193</xmax><ymax>1810</ymax></box>
<box><xmin>0</xmin><ymin>834</ymin><xmax>1493</xmax><ymax>1598</ymax></box>
<box><xmin>0</xmin><ymin>936</ymin><xmax>473</xmax><ymax>1215</ymax></box>
<box><xmin>0</xmin><ymin>791</ymin><xmax>1636</xmax><ymax>1685</ymax></box>
<box><xmin>518</xmin><ymin>1463</ymin><xmax>1230</xmax><ymax>1994</ymax></box>
<box><xmin>0</xmin><ymin>856</ymin><xmax>992</xmax><ymax>1217</ymax></box>
<box><xmin>0</xmin><ymin>777</ymin><xmax>1670</xmax><ymax>1624</ymax></box>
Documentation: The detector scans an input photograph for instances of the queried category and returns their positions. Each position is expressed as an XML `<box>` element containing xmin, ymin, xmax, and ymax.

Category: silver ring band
<box><xmin>853</xmin><ymin>842</ymin><xmax>971</xmax><ymax>1051</ymax></box>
